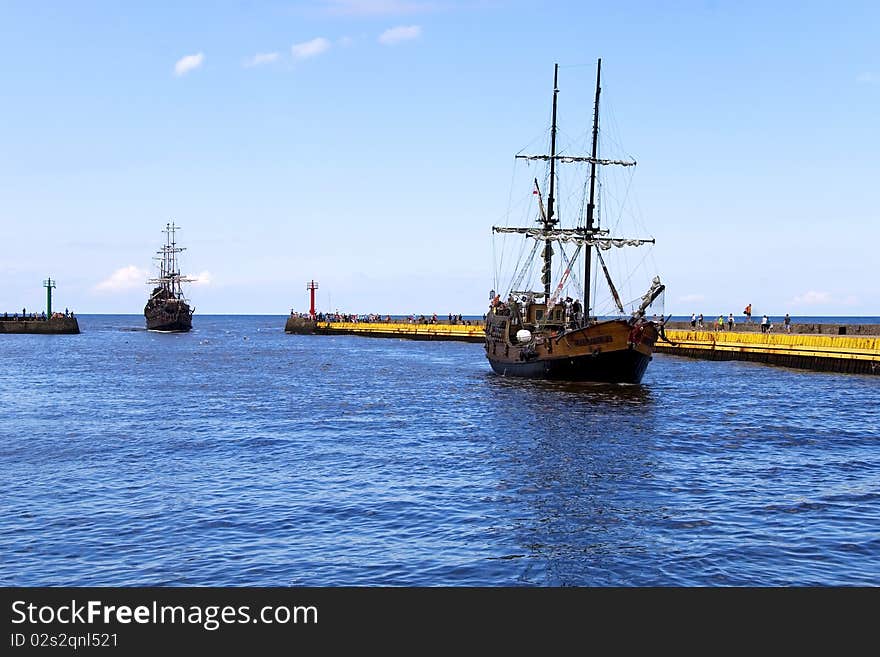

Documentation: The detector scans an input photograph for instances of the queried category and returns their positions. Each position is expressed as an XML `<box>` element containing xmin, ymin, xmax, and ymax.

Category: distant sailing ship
<box><xmin>485</xmin><ymin>60</ymin><xmax>665</xmax><ymax>383</ymax></box>
<box><xmin>144</xmin><ymin>222</ymin><xmax>194</xmax><ymax>332</ymax></box>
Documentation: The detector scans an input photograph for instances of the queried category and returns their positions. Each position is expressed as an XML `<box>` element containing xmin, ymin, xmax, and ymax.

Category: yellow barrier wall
<box><xmin>660</xmin><ymin>329</ymin><xmax>880</xmax><ymax>362</ymax></box>
<box><xmin>316</xmin><ymin>322</ymin><xmax>484</xmax><ymax>342</ymax></box>
<box><xmin>308</xmin><ymin>323</ymin><xmax>880</xmax><ymax>372</ymax></box>
<box><xmin>312</xmin><ymin>324</ymin><xmax>880</xmax><ymax>360</ymax></box>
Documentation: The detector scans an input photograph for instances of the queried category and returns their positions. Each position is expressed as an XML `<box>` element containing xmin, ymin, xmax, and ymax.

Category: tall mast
<box><xmin>169</xmin><ymin>222</ymin><xmax>178</xmax><ymax>296</ymax></box>
<box><xmin>543</xmin><ymin>63</ymin><xmax>559</xmax><ymax>299</ymax></box>
<box><xmin>149</xmin><ymin>221</ymin><xmax>192</xmax><ymax>298</ymax></box>
<box><xmin>584</xmin><ymin>58</ymin><xmax>601</xmax><ymax>318</ymax></box>
<box><xmin>497</xmin><ymin>59</ymin><xmax>651</xmax><ymax>319</ymax></box>
<box><xmin>165</xmin><ymin>223</ymin><xmax>171</xmax><ymax>293</ymax></box>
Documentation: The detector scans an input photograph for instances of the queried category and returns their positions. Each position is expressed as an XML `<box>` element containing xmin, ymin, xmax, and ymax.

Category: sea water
<box><xmin>1</xmin><ymin>315</ymin><xmax>877</xmax><ymax>585</ymax></box>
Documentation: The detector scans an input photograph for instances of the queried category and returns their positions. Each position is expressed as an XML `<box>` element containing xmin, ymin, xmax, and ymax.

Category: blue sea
<box><xmin>1</xmin><ymin>314</ymin><xmax>878</xmax><ymax>586</ymax></box>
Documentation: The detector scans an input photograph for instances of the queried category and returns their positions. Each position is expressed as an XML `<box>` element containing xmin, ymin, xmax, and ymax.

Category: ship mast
<box><xmin>584</xmin><ymin>58</ymin><xmax>601</xmax><ymax>320</ymax></box>
<box><xmin>543</xmin><ymin>63</ymin><xmax>560</xmax><ymax>299</ymax></box>
<box><xmin>148</xmin><ymin>222</ymin><xmax>192</xmax><ymax>298</ymax></box>
<box><xmin>498</xmin><ymin>60</ymin><xmax>651</xmax><ymax>316</ymax></box>
<box><xmin>168</xmin><ymin>222</ymin><xmax>179</xmax><ymax>296</ymax></box>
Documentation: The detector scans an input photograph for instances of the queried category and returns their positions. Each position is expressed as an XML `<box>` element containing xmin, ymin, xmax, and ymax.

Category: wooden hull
<box><xmin>145</xmin><ymin>301</ymin><xmax>192</xmax><ymax>332</ymax></box>
<box><xmin>145</xmin><ymin>316</ymin><xmax>192</xmax><ymax>332</ymax></box>
<box><xmin>487</xmin><ymin>346</ymin><xmax>652</xmax><ymax>383</ymax></box>
<box><xmin>485</xmin><ymin>316</ymin><xmax>658</xmax><ymax>384</ymax></box>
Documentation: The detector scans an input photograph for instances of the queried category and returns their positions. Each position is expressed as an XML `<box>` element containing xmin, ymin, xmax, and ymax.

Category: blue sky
<box><xmin>1</xmin><ymin>1</ymin><xmax>878</xmax><ymax>316</ymax></box>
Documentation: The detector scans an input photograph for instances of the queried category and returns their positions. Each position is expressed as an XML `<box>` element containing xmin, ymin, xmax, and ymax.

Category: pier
<box><xmin>311</xmin><ymin>321</ymin><xmax>484</xmax><ymax>343</ymax></box>
<box><xmin>656</xmin><ymin>329</ymin><xmax>880</xmax><ymax>375</ymax></box>
<box><xmin>1</xmin><ymin>278</ymin><xmax>80</xmax><ymax>334</ymax></box>
<box><xmin>292</xmin><ymin>319</ymin><xmax>880</xmax><ymax>375</ymax></box>
<box><xmin>0</xmin><ymin>316</ymin><xmax>80</xmax><ymax>334</ymax></box>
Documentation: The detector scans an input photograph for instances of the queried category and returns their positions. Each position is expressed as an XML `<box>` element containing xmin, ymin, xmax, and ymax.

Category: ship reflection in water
<box><xmin>485</xmin><ymin>371</ymin><xmax>660</xmax><ymax>585</ymax></box>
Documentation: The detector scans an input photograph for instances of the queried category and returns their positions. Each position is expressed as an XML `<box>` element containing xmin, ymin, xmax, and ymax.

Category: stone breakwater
<box><xmin>286</xmin><ymin>317</ymin><xmax>880</xmax><ymax>375</ymax></box>
<box><xmin>0</xmin><ymin>317</ymin><xmax>80</xmax><ymax>334</ymax></box>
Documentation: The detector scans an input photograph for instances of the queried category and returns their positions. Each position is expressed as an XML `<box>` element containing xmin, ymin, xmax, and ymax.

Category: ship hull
<box><xmin>487</xmin><ymin>347</ymin><xmax>651</xmax><ymax>383</ymax></box>
<box><xmin>145</xmin><ymin>315</ymin><xmax>192</xmax><ymax>332</ymax></box>
<box><xmin>485</xmin><ymin>316</ymin><xmax>658</xmax><ymax>384</ymax></box>
<box><xmin>144</xmin><ymin>301</ymin><xmax>193</xmax><ymax>333</ymax></box>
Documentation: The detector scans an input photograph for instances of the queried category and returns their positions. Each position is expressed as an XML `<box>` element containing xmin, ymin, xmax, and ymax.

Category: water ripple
<box><xmin>1</xmin><ymin>315</ymin><xmax>878</xmax><ymax>585</ymax></box>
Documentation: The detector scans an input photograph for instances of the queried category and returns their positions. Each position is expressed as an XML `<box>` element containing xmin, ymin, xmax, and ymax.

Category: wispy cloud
<box><xmin>243</xmin><ymin>52</ymin><xmax>280</xmax><ymax>68</ymax></box>
<box><xmin>378</xmin><ymin>25</ymin><xmax>421</xmax><ymax>45</ymax></box>
<box><xmin>321</xmin><ymin>0</ymin><xmax>435</xmax><ymax>16</ymax></box>
<box><xmin>338</xmin><ymin>36</ymin><xmax>355</xmax><ymax>47</ymax></box>
<box><xmin>292</xmin><ymin>37</ymin><xmax>331</xmax><ymax>59</ymax></box>
<box><xmin>94</xmin><ymin>266</ymin><xmax>150</xmax><ymax>293</ymax></box>
<box><xmin>174</xmin><ymin>52</ymin><xmax>205</xmax><ymax>77</ymax></box>
<box><xmin>856</xmin><ymin>71</ymin><xmax>878</xmax><ymax>84</ymax></box>
<box><xmin>792</xmin><ymin>290</ymin><xmax>832</xmax><ymax>305</ymax></box>
<box><xmin>678</xmin><ymin>294</ymin><xmax>705</xmax><ymax>303</ymax></box>
<box><xmin>191</xmin><ymin>271</ymin><xmax>213</xmax><ymax>286</ymax></box>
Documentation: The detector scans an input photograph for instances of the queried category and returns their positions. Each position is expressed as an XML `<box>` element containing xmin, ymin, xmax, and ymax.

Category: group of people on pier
<box><xmin>690</xmin><ymin>309</ymin><xmax>793</xmax><ymax>333</ymax></box>
<box><xmin>291</xmin><ymin>310</ymin><xmax>475</xmax><ymax>326</ymax></box>
<box><xmin>1</xmin><ymin>308</ymin><xmax>74</xmax><ymax>322</ymax></box>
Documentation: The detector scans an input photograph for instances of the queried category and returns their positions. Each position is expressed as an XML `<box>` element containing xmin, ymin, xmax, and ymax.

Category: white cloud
<box><xmin>243</xmin><ymin>52</ymin><xmax>280</xmax><ymax>68</ymax></box>
<box><xmin>321</xmin><ymin>0</ymin><xmax>434</xmax><ymax>16</ymax></box>
<box><xmin>337</xmin><ymin>36</ymin><xmax>355</xmax><ymax>47</ymax></box>
<box><xmin>174</xmin><ymin>52</ymin><xmax>205</xmax><ymax>77</ymax></box>
<box><xmin>94</xmin><ymin>266</ymin><xmax>150</xmax><ymax>293</ymax></box>
<box><xmin>678</xmin><ymin>293</ymin><xmax>705</xmax><ymax>303</ymax></box>
<box><xmin>291</xmin><ymin>37</ymin><xmax>331</xmax><ymax>59</ymax></box>
<box><xmin>378</xmin><ymin>25</ymin><xmax>421</xmax><ymax>45</ymax></box>
<box><xmin>792</xmin><ymin>290</ymin><xmax>832</xmax><ymax>305</ymax></box>
<box><xmin>191</xmin><ymin>271</ymin><xmax>213</xmax><ymax>286</ymax></box>
<box><xmin>856</xmin><ymin>71</ymin><xmax>878</xmax><ymax>84</ymax></box>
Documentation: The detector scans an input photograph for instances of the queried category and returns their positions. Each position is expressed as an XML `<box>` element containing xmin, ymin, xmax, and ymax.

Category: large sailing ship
<box><xmin>485</xmin><ymin>60</ymin><xmax>665</xmax><ymax>383</ymax></box>
<box><xmin>144</xmin><ymin>222</ymin><xmax>194</xmax><ymax>332</ymax></box>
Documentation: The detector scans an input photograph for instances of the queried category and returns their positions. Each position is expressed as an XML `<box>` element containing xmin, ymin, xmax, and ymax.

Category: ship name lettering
<box><xmin>572</xmin><ymin>335</ymin><xmax>613</xmax><ymax>346</ymax></box>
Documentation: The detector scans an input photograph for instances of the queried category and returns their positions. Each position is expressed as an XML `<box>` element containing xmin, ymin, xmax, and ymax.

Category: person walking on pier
<box><xmin>744</xmin><ymin>303</ymin><xmax>752</xmax><ymax>323</ymax></box>
<box><xmin>717</xmin><ymin>315</ymin><xmax>724</xmax><ymax>331</ymax></box>
<box><xmin>690</xmin><ymin>313</ymin><xmax>696</xmax><ymax>328</ymax></box>
<box><xmin>728</xmin><ymin>313</ymin><xmax>735</xmax><ymax>331</ymax></box>
<box><xmin>784</xmin><ymin>313</ymin><xmax>792</xmax><ymax>333</ymax></box>
<box><xmin>698</xmin><ymin>313</ymin><xmax>704</xmax><ymax>329</ymax></box>
<box><xmin>761</xmin><ymin>314</ymin><xmax>770</xmax><ymax>333</ymax></box>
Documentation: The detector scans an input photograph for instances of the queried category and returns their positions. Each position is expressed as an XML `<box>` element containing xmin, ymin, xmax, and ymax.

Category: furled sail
<box><xmin>492</xmin><ymin>226</ymin><xmax>654</xmax><ymax>249</ymax></box>
<box><xmin>516</xmin><ymin>155</ymin><xmax>636</xmax><ymax>166</ymax></box>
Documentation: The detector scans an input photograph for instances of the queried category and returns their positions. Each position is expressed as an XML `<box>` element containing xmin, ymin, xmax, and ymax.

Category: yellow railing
<box><xmin>317</xmin><ymin>321</ymin><xmax>484</xmax><ymax>340</ymax></box>
<box><xmin>312</xmin><ymin>324</ymin><xmax>880</xmax><ymax>361</ymax></box>
<box><xmin>661</xmin><ymin>329</ymin><xmax>880</xmax><ymax>362</ymax></box>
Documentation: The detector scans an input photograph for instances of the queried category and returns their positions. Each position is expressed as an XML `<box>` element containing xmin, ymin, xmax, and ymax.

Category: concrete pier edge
<box><xmin>287</xmin><ymin>318</ymin><xmax>880</xmax><ymax>376</ymax></box>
